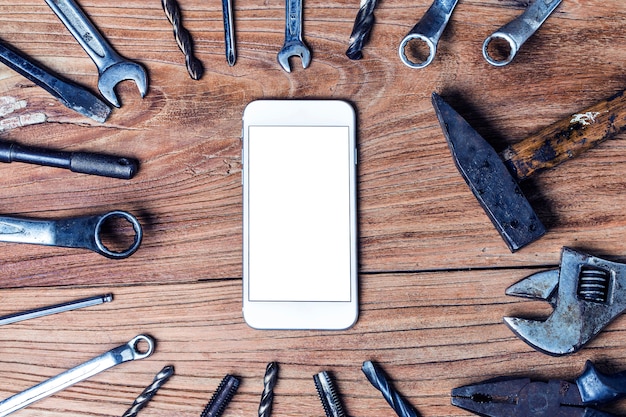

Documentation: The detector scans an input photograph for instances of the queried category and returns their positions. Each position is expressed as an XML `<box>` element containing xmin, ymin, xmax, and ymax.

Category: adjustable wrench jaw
<box><xmin>504</xmin><ymin>247</ymin><xmax>626</xmax><ymax>356</ymax></box>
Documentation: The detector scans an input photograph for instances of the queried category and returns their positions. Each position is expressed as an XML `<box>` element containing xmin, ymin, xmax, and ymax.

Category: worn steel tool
<box><xmin>0</xmin><ymin>335</ymin><xmax>154</xmax><ymax>417</ymax></box>
<box><xmin>122</xmin><ymin>365</ymin><xmax>174</xmax><ymax>417</ymax></box>
<box><xmin>0</xmin><ymin>210</ymin><xmax>142</xmax><ymax>259</ymax></box>
<box><xmin>483</xmin><ymin>0</ymin><xmax>562</xmax><ymax>66</ymax></box>
<box><xmin>399</xmin><ymin>0</ymin><xmax>458</xmax><ymax>68</ymax></box>
<box><xmin>0</xmin><ymin>40</ymin><xmax>110</xmax><ymax>122</ymax></box>
<box><xmin>362</xmin><ymin>361</ymin><xmax>419</xmax><ymax>417</ymax></box>
<box><xmin>277</xmin><ymin>0</ymin><xmax>311</xmax><ymax>72</ymax></box>
<box><xmin>45</xmin><ymin>0</ymin><xmax>148</xmax><ymax>108</ymax></box>
<box><xmin>0</xmin><ymin>294</ymin><xmax>112</xmax><ymax>326</ymax></box>
<box><xmin>222</xmin><ymin>0</ymin><xmax>236</xmax><ymax>66</ymax></box>
<box><xmin>200</xmin><ymin>374</ymin><xmax>240</xmax><ymax>417</ymax></box>
<box><xmin>314</xmin><ymin>371</ymin><xmax>347</xmax><ymax>417</ymax></box>
<box><xmin>451</xmin><ymin>360</ymin><xmax>626</xmax><ymax>417</ymax></box>
<box><xmin>345</xmin><ymin>0</ymin><xmax>378</xmax><ymax>60</ymax></box>
<box><xmin>258</xmin><ymin>362</ymin><xmax>278</xmax><ymax>417</ymax></box>
<box><xmin>0</xmin><ymin>139</ymin><xmax>138</xmax><ymax>179</ymax></box>
<box><xmin>432</xmin><ymin>90</ymin><xmax>626</xmax><ymax>252</ymax></box>
<box><xmin>161</xmin><ymin>0</ymin><xmax>204</xmax><ymax>79</ymax></box>
<box><xmin>504</xmin><ymin>247</ymin><xmax>626</xmax><ymax>356</ymax></box>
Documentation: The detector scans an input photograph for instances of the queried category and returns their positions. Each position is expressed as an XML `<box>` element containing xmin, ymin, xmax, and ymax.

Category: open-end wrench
<box><xmin>0</xmin><ymin>335</ymin><xmax>154</xmax><ymax>417</ymax></box>
<box><xmin>0</xmin><ymin>210</ymin><xmax>142</xmax><ymax>259</ymax></box>
<box><xmin>483</xmin><ymin>0</ymin><xmax>562</xmax><ymax>66</ymax></box>
<box><xmin>45</xmin><ymin>0</ymin><xmax>148</xmax><ymax>107</ymax></box>
<box><xmin>277</xmin><ymin>0</ymin><xmax>311</xmax><ymax>72</ymax></box>
<box><xmin>399</xmin><ymin>0</ymin><xmax>459</xmax><ymax>68</ymax></box>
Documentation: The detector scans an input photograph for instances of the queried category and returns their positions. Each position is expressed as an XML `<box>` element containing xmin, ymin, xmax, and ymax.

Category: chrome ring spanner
<box><xmin>0</xmin><ymin>335</ymin><xmax>154</xmax><ymax>417</ymax></box>
<box><xmin>0</xmin><ymin>210</ymin><xmax>143</xmax><ymax>259</ymax></box>
<box><xmin>277</xmin><ymin>0</ymin><xmax>311</xmax><ymax>72</ymax></box>
<box><xmin>483</xmin><ymin>0</ymin><xmax>562</xmax><ymax>66</ymax></box>
<box><xmin>45</xmin><ymin>0</ymin><xmax>148</xmax><ymax>107</ymax></box>
<box><xmin>399</xmin><ymin>0</ymin><xmax>459</xmax><ymax>69</ymax></box>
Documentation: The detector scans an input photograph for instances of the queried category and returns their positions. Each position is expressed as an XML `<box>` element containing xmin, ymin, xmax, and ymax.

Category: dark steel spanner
<box><xmin>277</xmin><ymin>0</ymin><xmax>311</xmax><ymax>72</ymax></box>
<box><xmin>0</xmin><ymin>210</ymin><xmax>142</xmax><ymax>259</ymax></box>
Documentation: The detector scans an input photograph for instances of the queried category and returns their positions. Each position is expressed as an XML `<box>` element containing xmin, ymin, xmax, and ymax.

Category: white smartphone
<box><xmin>242</xmin><ymin>100</ymin><xmax>358</xmax><ymax>330</ymax></box>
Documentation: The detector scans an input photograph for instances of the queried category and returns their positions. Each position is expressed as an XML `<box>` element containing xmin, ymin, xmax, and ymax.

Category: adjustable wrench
<box><xmin>45</xmin><ymin>0</ymin><xmax>148</xmax><ymax>107</ymax></box>
<box><xmin>0</xmin><ymin>335</ymin><xmax>154</xmax><ymax>417</ymax></box>
<box><xmin>277</xmin><ymin>0</ymin><xmax>311</xmax><ymax>72</ymax></box>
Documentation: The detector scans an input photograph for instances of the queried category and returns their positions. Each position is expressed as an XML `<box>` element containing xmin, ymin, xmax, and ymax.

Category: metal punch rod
<box><xmin>0</xmin><ymin>294</ymin><xmax>113</xmax><ymax>326</ymax></box>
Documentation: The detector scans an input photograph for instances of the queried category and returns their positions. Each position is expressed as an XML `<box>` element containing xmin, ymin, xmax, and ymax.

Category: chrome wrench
<box><xmin>45</xmin><ymin>0</ymin><xmax>148</xmax><ymax>107</ymax></box>
<box><xmin>483</xmin><ymin>0</ymin><xmax>562</xmax><ymax>66</ymax></box>
<box><xmin>0</xmin><ymin>210</ymin><xmax>142</xmax><ymax>259</ymax></box>
<box><xmin>0</xmin><ymin>335</ymin><xmax>154</xmax><ymax>417</ymax></box>
<box><xmin>399</xmin><ymin>0</ymin><xmax>458</xmax><ymax>68</ymax></box>
<box><xmin>277</xmin><ymin>0</ymin><xmax>311</xmax><ymax>72</ymax></box>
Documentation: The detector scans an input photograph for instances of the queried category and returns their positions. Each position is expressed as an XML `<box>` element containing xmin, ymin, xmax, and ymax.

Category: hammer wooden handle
<box><xmin>501</xmin><ymin>90</ymin><xmax>626</xmax><ymax>181</ymax></box>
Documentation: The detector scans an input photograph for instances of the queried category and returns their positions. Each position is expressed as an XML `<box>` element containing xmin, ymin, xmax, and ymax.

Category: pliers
<box><xmin>451</xmin><ymin>361</ymin><xmax>626</xmax><ymax>417</ymax></box>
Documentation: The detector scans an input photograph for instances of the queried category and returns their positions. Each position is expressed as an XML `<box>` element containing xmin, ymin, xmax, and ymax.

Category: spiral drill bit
<box><xmin>200</xmin><ymin>374</ymin><xmax>240</xmax><ymax>417</ymax></box>
<box><xmin>122</xmin><ymin>365</ymin><xmax>174</xmax><ymax>417</ymax></box>
<box><xmin>161</xmin><ymin>0</ymin><xmax>204</xmax><ymax>80</ymax></box>
<box><xmin>313</xmin><ymin>371</ymin><xmax>347</xmax><ymax>417</ymax></box>
<box><xmin>258</xmin><ymin>362</ymin><xmax>278</xmax><ymax>417</ymax></box>
<box><xmin>361</xmin><ymin>361</ymin><xmax>419</xmax><ymax>417</ymax></box>
<box><xmin>345</xmin><ymin>0</ymin><xmax>378</xmax><ymax>60</ymax></box>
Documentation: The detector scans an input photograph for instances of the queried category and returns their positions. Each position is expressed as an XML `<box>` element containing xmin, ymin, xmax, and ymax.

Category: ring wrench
<box><xmin>277</xmin><ymin>0</ymin><xmax>311</xmax><ymax>72</ymax></box>
<box><xmin>399</xmin><ymin>0</ymin><xmax>458</xmax><ymax>69</ymax></box>
<box><xmin>0</xmin><ymin>210</ymin><xmax>142</xmax><ymax>259</ymax></box>
<box><xmin>483</xmin><ymin>0</ymin><xmax>562</xmax><ymax>66</ymax></box>
<box><xmin>44</xmin><ymin>0</ymin><xmax>148</xmax><ymax>107</ymax></box>
<box><xmin>0</xmin><ymin>335</ymin><xmax>154</xmax><ymax>417</ymax></box>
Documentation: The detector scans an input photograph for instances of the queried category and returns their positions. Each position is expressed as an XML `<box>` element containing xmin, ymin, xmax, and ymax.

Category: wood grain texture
<box><xmin>0</xmin><ymin>0</ymin><xmax>625</xmax><ymax>415</ymax></box>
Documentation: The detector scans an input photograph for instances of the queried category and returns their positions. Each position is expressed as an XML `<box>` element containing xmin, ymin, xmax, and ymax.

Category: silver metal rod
<box><xmin>0</xmin><ymin>294</ymin><xmax>113</xmax><ymax>326</ymax></box>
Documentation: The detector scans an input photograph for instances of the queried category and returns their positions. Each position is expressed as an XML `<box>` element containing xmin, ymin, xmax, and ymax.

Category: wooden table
<box><xmin>0</xmin><ymin>0</ymin><xmax>625</xmax><ymax>416</ymax></box>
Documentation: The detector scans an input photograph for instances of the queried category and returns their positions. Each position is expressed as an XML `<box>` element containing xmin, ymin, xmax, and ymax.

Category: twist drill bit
<box><xmin>258</xmin><ymin>362</ymin><xmax>278</xmax><ymax>417</ymax></box>
<box><xmin>345</xmin><ymin>0</ymin><xmax>378</xmax><ymax>60</ymax></box>
<box><xmin>361</xmin><ymin>361</ymin><xmax>419</xmax><ymax>417</ymax></box>
<box><xmin>313</xmin><ymin>371</ymin><xmax>346</xmax><ymax>417</ymax></box>
<box><xmin>201</xmin><ymin>374</ymin><xmax>240</xmax><ymax>417</ymax></box>
<box><xmin>122</xmin><ymin>365</ymin><xmax>175</xmax><ymax>417</ymax></box>
<box><xmin>161</xmin><ymin>0</ymin><xmax>204</xmax><ymax>80</ymax></box>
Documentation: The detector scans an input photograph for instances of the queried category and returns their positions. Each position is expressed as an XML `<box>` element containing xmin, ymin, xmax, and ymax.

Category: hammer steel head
<box><xmin>431</xmin><ymin>93</ymin><xmax>546</xmax><ymax>252</ymax></box>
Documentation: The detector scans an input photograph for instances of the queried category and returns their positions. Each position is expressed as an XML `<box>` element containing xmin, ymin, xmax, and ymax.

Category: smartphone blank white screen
<box><xmin>247</xmin><ymin>125</ymin><xmax>352</xmax><ymax>302</ymax></box>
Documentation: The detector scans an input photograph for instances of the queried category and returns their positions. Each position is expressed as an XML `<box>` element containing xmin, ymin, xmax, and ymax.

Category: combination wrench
<box><xmin>0</xmin><ymin>210</ymin><xmax>142</xmax><ymax>259</ymax></box>
<box><xmin>483</xmin><ymin>0</ymin><xmax>562</xmax><ymax>66</ymax></box>
<box><xmin>399</xmin><ymin>0</ymin><xmax>459</xmax><ymax>69</ymax></box>
<box><xmin>277</xmin><ymin>0</ymin><xmax>311</xmax><ymax>72</ymax></box>
<box><xmin>0</xmin><ymin>335</ymin><xmax>154</xmax><ymax>417</ymax></box>
<box><xmin>45</xmin><ymin>0</ymin><xmax>148</xmax><ymax>107</ymax></box>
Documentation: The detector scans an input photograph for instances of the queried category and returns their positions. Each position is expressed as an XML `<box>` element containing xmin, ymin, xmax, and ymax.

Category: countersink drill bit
<box><xmin>161</xmin><ymin>0</ymin><xmax>204</xmax><ymax>80</ymax></box>
<box><xmin>313</xmin><ymin>371</ymin><xmax>347</xmax><ymax>417</ymax></box>
<box><xmin>201</xmin><ymin>374</ymin><xmax>240</xmax><ymax>417</ymax></box>
<box><xmin>258</xmin><ymin>362</ymin><xmax>278</xmax><ymax>417</ymax></box>
<box><xmin>361</xmin><ymin>361</ymin><xmax>419</xmax><ymax>417</ymax></box>
<box><xmin>345</xmin><ymin>0</ymin><xmax>378</xmax><ymax>60</ymax></box>
<box><xmin>122</xmin><ymin>365</ymin><xmax>174</xmax><ymax>417</ymax></box>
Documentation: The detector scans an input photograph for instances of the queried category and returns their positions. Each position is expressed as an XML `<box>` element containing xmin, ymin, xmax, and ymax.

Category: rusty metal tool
<box><xmin>277</xmin><ymin>0</ymin><xmax>311</xmax><ymax>72</ymax></box>
<box><xmin>45</xmin><ymin>0</ymin><xmax>148</xmax><ymax>108</ymax></box>
<box><xmin>314</xmin><ymin>371</ymin><xmax>347</xmax><ymax>417</ymax></box>
<box><xmin>0</xmin><ymin>335</ymin><xmax>154</xmax><ymax>417</ymax></box>
<box><xmin>505</xmin><ymin>247</ymin><xmax>626</xmax><ymax>356</ymax></box>
<box><xmin>432</xmin><ymin>90</ymin><xmax>626</xmax><ymax>252</ymax></box>
<box><xmin>483</xmin><ymin>0</ymin><xmax>562</xmax><ymax>66</ymax></box>
<box><xmin>0</xmin><ymin>210</ymin><xmax>142</xmax><ymax>259</ymax></box>
<box><xmin>0</xmin><ymin>40</ymin><xmax>110</xmax><ymax>122</ymax></box>
<box><xmin>0</xmin><ymin>139</ymin><xmax>138</xmax><ymax>179</ymax></box>
<box><xmin>0</xmin><ymin>294</ymin><xmax>112</xmax><ymax>326</ymax></box>
<box><xmin>451</xmin><ymin>360</ymin><xmax>626</xmax><ymax>417</ymax></box>
<box><xmin>399</xmin><ymin>0</ymin><xmax>458</xmax><ymax>68</ymax></box>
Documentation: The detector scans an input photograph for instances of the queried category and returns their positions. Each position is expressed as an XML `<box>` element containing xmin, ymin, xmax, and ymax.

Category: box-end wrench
<box><xmin>0</xmin><ymin>210</ymin><xmax>142</xmax><ymax>259</ymax></box>
<box><xmin>277</xmin><ymin>0</ymin><xmax>311</xmax><ymax>72</ymax></box>
<box><xmin>0</xmin><ymin>335</ymin><xmax>154</xmax><ymax>417</ymax></box>
<box><xmin>399</xmin><ymin>0</ymin><xmax>458</xmax><ymax>69</ymax></box>
<box><xmin>483</xmin><ymin>0</ymin><xmax>562</xmax><ymax>66</ymax></box>
<box><xmin>44</xmin><ymin>0</ymin><xmax>148</xmax><ymax>108</ymax></box>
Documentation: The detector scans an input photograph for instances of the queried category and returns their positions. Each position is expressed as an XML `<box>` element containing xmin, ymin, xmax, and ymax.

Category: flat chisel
<box><xmin>0</xmin><ymin>40</ymin><xmax>111</xmax><ymax>122</ymax></box>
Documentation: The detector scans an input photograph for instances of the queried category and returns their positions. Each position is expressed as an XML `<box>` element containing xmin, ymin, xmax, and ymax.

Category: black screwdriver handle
<box><xmin>576</xmin><ymin>361</ymin><xmax>626</xmax><ymax>405</ymax></box>
<box><xmin>0</xmin><ymin>140</ymin><xmax>138</xmax><ymax>179</ymax></box>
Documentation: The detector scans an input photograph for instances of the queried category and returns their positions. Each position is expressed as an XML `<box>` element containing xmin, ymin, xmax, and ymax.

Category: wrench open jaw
<box><xmin>504</xmin><ymin>247</ymin><xmax>626</xmax><ymax>356</ymax></box>
<box><xmin>277</xmin><ymin>0</ymin><xmax>311</xmax><ymax>72</ymax></box>
<box><xmin>98</xmin><ymin>61</ymin><xmax>148</xmax><ymax>109</ymax></box>
<box><xmin>277</xmin><ymin>42</ymin><xmax>312</xmax><ymax>73</ymax></box>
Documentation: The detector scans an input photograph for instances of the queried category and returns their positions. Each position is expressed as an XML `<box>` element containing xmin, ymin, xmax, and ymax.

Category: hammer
<box><xmin>432</xmin><ymin>90</ymin><xmax>626</xmax><ymax>252</ymax></box>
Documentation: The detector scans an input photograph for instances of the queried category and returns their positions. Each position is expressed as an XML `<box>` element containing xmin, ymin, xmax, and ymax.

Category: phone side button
<box><xmin>241</xmin><ymin>149</ymin><xmax>244</xmax><ymax>185</ymax></box>
<box><xmin>354</xmin><ymin>148</ymin><xmax>358</xmax><ymax>165</ymax></box>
